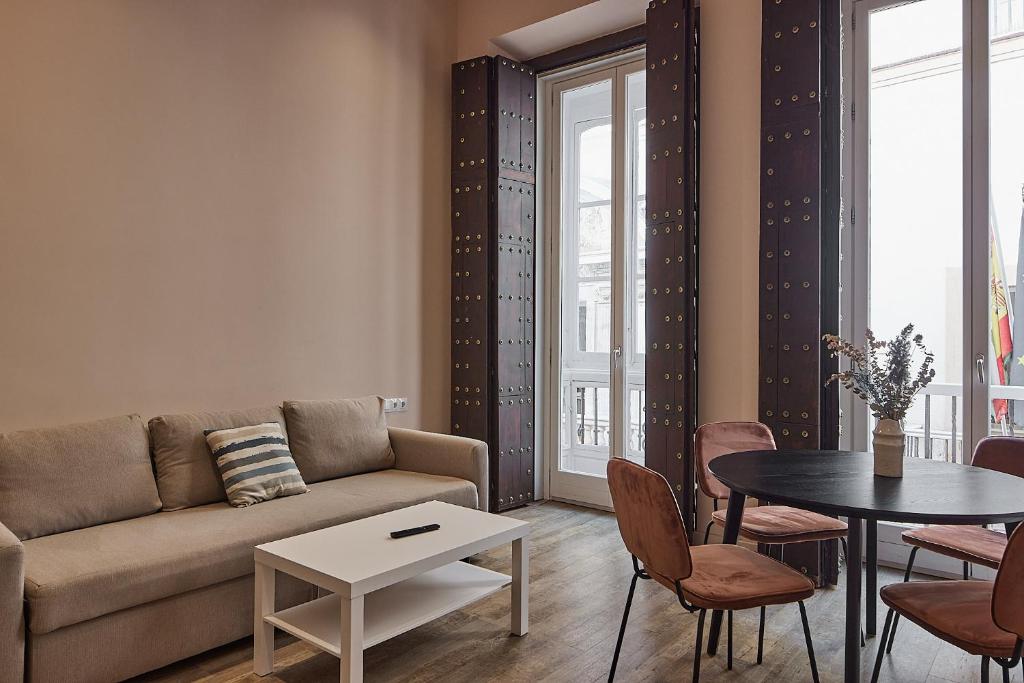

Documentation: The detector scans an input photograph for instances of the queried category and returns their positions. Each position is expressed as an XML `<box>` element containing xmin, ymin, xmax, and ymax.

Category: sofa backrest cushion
<box><xmin>0</xmin><ymin>414</ymin><xmax>160</xmax><ymax>540</ymax></box>
<box><xmin>283</xmin><ymin>396</ymin><xmax>394</xmax><ymax>483</ymax></box>
<box><xmin>149</xmin><ymin>406</ymin><xmax>288</xmax><ymax>511</ymax></box>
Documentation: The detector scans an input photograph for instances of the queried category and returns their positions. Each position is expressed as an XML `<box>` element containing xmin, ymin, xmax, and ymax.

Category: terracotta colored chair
<box><xmin>696</xmin><ymin>421</ymin><xmax>849</xmax><ymax>548</ymax></box>
<box><xmin>871</xmin><ymin>523</ymin><xmax>1024</xmax><ymax>683</ymax></box>
<box><xmin>606</xmin><ymin>457</ymin><xmax>820</xmax><ymax>683</ymax></box>
<box><xmin>884</xmin><ymin>436</ymin><xmax>1023</xmax><ymax>655</ymax></box>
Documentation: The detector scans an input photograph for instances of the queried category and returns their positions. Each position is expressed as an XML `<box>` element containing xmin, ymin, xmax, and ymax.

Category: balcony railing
<box><xmin>560</xmin><ymin>374</ymin><xmax>1024</xmax><ymax>473</ymax></box>
<box><xmin>898</xmin><ymin>383</ymin><xmax>1024</xmax><ymax>464</ymax></box>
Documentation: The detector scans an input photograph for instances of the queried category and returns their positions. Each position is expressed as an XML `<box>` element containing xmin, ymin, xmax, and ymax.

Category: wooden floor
<box><xmin>134</xmin><ymin>501</ymin><xmax>1021</xmax><ymax>683</ymax></box>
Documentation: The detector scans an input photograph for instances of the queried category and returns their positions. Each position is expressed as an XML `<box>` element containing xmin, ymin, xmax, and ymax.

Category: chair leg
<box><xmin>903</xmin><ymin>546</ymin><xmax>920</xmax><ymax>582</ymax></box>
<box><xmin>963</xmin><ymin>560</ymin><xmax>970</xmax><ymax>580</ymax></box>
<box><xmin>840</xmin><ymin>536</ymin><xmax>848</xmax><ymax>564</ymax></box>
<box><xmin>871</xmin><ymin>609</ymin><xmax>895</xmax><ymax>683</ymax></box>
<box><xmin>703</xmin><ymin>519</ymin><xmax>714</xmax><ymax>545</ymax></box>
<box><xmin>1002</xmin><ymin>662</ymin><xmax>1010</xmax><ymax>683</ymax></box>
<box><xmin>608</xmin><ymin>573</ymin><xmax>638</xmax><ymax>683</ymax></box>
<box><xmin>886</xmin><ymin>546</ymin><xmax>920</xmax><ymax>654</ymax></box>
<box><xmin>797</xmin><ymin>601</ymin><xmax>820</xmax><ymax>683</ymax></box>
<box><xmin>757</xmin><ymin>605</ymin><xmax>766</xmax><ymax>664</ymax></box>
<box><xmin>982</xmin><ymin>656</ymin><xmax>990</xmax><ymax>682</ymax></box>
<box><xmin>692</xmin><ymin>609</ymin><xmax>706</xmax><ymax>683</ymax></box>
<box><xmin>727</xmin><ymin>610</ymin><xmax>733</xmax><ymax>670</ymax></box>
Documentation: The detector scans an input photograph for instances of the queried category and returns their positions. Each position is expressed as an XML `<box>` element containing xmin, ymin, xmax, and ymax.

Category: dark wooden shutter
<box><xmin>451</xmin><ymin>56</ymin><xmax>537</xmax><ymax>513</ymax></box>
<box><xmin>758</xmin><ymin>0</ymin><xmax>841</xmax><ymax>585</ymax></box>
<box><xmin>644</xmin><ymin>0</ymin><xmax>699</xmax><ymax>535</ymax></box>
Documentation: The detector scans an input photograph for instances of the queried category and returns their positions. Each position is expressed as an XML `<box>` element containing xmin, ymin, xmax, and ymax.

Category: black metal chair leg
<box><xmin>886</xmin><ymin>546</ymin><xmax>921</xmax><ymax>654</ymax></box>
<box><xmin>692</xmin><ymin>609</ymin><xmax>706</xmax><ymax>683</ymax></box>
<box><xmin>903</xmin><ymin>546</ymin><xmax>920</xmax><ymax>582</ymax></box>
<box><xmin>757</xmin><ymin>605</ymin><xmax>766</xmax><ymax>664</ymax></box>
<box><xmin>703</xmin><ymin>519</ymin><xmax>714</xmax><ymax>545</ymax></box>
<box><xmin>798</xmin><ymin>601</ymin><xmax>820</xmax><ymax>683</ymax></box>
<box><xmin>871</xmin><ymin>609</ymin><xmax>895</xmax><ymax>683</ymax></box>
<box><xmin>840</xmin><ymin>536</ymin><xmax>848</xmax><ymax>564</ymax></box>
<box><xmin>1001</xmin><ymin>662</ymin><xmax>1010</xmax><ymax>683</ymax></box>
<box><xmin>727</xmin><ymin>610</ymin><xmax>733</xmax><ymax>670</ymax></box>
<box><xmin>608</xmin><ymin>573</ymin><xmax>638</xmax><ymax>683</ymax></box>
<box><xmin>963</xmin><ymin>560</ymin><xmax>970</xmax><ymax>580</ymax></box>
<box><xmin>983</xmin><ymin>656</ymin><xmax>990</xmax><ymax>682</ymax></box>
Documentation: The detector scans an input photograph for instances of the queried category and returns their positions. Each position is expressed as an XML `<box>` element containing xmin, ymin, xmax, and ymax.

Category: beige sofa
<box><xmin>0</xmin><ymin>397</ymin><xmax>487</xmax><ymax>683</ymax></box>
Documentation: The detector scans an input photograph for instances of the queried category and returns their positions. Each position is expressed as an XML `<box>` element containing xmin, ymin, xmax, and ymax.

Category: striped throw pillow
<box><xmin>205</xmin><ymin>423</ymin><xmax>308</xmax><ymax>507</ymax></box>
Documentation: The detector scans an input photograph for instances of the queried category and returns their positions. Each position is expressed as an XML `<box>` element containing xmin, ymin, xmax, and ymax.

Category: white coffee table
<box><xmin>253</xmin><ymin>500</ymin><xmax>530</xmax><ymax>682</ymax></box>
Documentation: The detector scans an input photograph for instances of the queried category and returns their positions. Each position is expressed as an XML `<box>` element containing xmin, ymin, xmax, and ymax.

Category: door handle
<box><xmin>976</xmin><ymin>355</ymin><xmax>986</xmax><ymax>385</ymax></box>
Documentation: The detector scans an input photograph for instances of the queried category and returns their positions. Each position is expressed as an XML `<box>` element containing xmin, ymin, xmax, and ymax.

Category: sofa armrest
<box><xmin>389</xmin><ymin>428</ymin><xmax>489</xmax><ymax>511</ymax></box>
<box><xmin>0</xmin><ymin>522</ymin><xmax>24</xmax><ymax>683</ymax></box>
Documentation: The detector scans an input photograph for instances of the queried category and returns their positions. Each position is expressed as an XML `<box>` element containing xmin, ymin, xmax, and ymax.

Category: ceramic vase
<box><xmin>872</xmin><ymin>418</ymin><xmax>905</xmax><ymax>478</ymax></box>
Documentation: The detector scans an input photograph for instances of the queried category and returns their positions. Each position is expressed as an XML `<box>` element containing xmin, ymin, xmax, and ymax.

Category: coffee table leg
<box><xmin>253</xmin><ymin>562</ymin><xmax>275</xmax><ymax>676</ymax></box>
<box><xmin>512</xmin><ymin>536</ymin><xmax>529</xmax><ymax>636</ymax></box>
<box><xmin>340</xmin><ymin>595</ymin><xmax>364</xmax><ymax>683</ymax></box>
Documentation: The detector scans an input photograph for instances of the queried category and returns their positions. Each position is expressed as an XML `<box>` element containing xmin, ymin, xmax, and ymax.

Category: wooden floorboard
<box><xmin>131</xmin><ymin>501</ymin><xmax>1022</xmax><ymax>683</ymax></box>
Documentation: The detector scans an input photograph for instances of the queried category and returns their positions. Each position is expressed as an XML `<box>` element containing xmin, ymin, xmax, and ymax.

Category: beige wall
<box><xmin>697</xmin><ymin>0</ymin><xmax>761</xmax><ymax>424</ymax></box>
<box><xmin>0</xmin><ymin>1</ymin><xmax>457</xmax><ymax>432</ymax></box>
<box><xmin>696</xmin><ymin>0</ymin><xmax>763</xmax><ymax>537</ymax></box>
<box><xmin>455</xmin><ymin>0</ymin><xmax>593</xmax><ymax>60</ymax></box>
<box><xmin>0</xmin><ymin>0</ymin><xmax>763</xmax><ymax>452</ymax></box>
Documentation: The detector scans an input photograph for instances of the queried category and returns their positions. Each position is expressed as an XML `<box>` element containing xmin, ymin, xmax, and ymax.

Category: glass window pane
<box><xmin>989</xmin><ymin>0</ymin><xmax>1024</xmax><ymax>434</ymax></box>
<box><xmin>579</xmin><ymin>124</ymin><xmax>612</xmax><ymax>202</ymax></box>
<box><xmin>868</xmin><ymin>0</ymin><xmax>962</xmax><ymax>457</ymax></box>
<box><xmin>559</xmin><ymin>78</ymin><xmax>612</xmax><ymax>476</ymax></box>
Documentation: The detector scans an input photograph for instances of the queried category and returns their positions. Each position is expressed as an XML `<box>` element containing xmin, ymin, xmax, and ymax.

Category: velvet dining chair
<box><xmin>884</xmin><ymin>436</ymin><xmax>1024</xmax><ymax>655</ymax></box>
<box><xmin>872</xmin><ymin>523</ymin><xmax>1024</xmax><ymax>683</ymax></box>
<box><xmin>695</xmin><ymin>421</ymin><xmax>849</xmax><ymax>549</ymax></box>
<box><xmin>606</xmin><ymin>457</ymin><xmax>820</xmax><ymax>683</ymax></box>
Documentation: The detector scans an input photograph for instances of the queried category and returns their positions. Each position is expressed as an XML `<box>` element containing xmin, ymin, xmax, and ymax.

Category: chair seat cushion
<box><xmin>712</xmin><ymin>505</ymin><xmax>848</xmax><ymax>544</ymax></box>
<box><xmin>22</xmin><ymin>469</ymin><xmax>476</xmax><ymax>634</ymax></box>
<box><xmin>671</xmin><ymin>544</ymin><xmax>815</xmax><ymax>610</ymax></box>
<box><xmin>880</xmin><ymin>580</ymin><xmax>1018</xmax><ymax>657</ymax></box>
<box><xmin>902</xmin><ymin>525</ymin><xmax>1006</xmax><ymax>569</ymax></box>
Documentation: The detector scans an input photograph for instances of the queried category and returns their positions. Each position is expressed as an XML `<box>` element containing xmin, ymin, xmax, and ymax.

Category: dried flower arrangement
<box><xmin>823</xmin><ymin>324</ymin><xmax>936</xmax><ymax>422</ymax></box>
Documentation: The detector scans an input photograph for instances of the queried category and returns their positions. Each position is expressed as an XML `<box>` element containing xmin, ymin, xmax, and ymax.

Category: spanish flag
<box><xmin>990</xmin><ymin>224</ymin><xmax>1012</xmax><ymax>424</ymax></box>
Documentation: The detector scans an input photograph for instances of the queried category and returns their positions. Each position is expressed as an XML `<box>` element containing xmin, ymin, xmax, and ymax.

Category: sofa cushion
<box><xmin>283</xmin><ymin>396</ymin><xmax>395</xmax><ymax>483</ymax></box>
<box><xmin>207</xmin><ymin>423</ymin><xmax>307</xmax><ymax>507</ymax></box>
<box><xmin>149</xmin><ymin>406</ymin><xmax>288</xmax><ymax>510</ymax></box>
<box><xmin>0</xmin><ymin>415</ymin><xmax>160</xmax><ymax>541</ymax></box>
<box><xmin>22</xmin><ymin>468</ymin><xmax>477</xmax><ymax>634</ymax></box>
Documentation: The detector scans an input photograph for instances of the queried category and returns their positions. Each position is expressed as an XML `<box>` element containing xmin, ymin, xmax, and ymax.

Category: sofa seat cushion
<box><xmin>22</xmin><ymin>469</ymin><xmax>477</xmax><ymax>634</ymax></box>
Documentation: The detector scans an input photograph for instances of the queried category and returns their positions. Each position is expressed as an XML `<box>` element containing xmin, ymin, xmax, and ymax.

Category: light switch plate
<box><xmin>383</xmin><ymin>397</ymin><xmax>408</xmax><ymax>413</ymax></box>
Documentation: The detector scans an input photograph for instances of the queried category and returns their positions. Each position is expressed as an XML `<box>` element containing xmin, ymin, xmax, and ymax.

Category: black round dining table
<box><xmin>706</xmin><ymin>450</ymin><xmax>1024</xmax><ymax>683</ymax></box>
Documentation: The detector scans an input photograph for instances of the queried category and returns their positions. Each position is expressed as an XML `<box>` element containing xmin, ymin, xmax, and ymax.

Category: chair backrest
<box><xmin>972</xmin><ymin>436</ymin><xmax>1024</xmax><ymax>479</ymax></box>
<box><xmin>992</xmin><ymin>523</ymin><xmax>1024</xmax><ymax>639</ymax></box>
<box><xmin>607</xmin><ymin>458</ymin><xmax>693</xmax><ymax>583</ymax></box>
<box><xmin>694</xmin><ymin>421</ymin><xmax>776</xmax><ymax>500</ymax></box>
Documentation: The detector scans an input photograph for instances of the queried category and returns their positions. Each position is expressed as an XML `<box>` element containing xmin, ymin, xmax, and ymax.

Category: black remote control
<box><xmin>390</xmin><ymin>523</ymin><xmax>440</xmax><ymax>539</ymax></box>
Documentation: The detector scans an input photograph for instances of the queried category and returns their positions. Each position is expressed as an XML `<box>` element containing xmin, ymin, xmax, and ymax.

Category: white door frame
<box><xmin>541</xmin><ymin>51</ymin><xmax>645</xmax><ymax>510</ymax></box>
<box><xmin>844</xmin><ymin>0</ymin><xmax>993</xmax><ymax>578</ymax></box>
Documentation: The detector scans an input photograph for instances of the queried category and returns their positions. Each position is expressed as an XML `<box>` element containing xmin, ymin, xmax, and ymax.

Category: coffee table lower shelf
<box><xmin>263</xmin><ymin>561</ymin><xmax>511</xmax><ymax>656</ymax></box>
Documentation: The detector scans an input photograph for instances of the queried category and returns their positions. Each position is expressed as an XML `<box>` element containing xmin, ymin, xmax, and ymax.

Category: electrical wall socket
<box><xmin>383</xmin><ymin>397</ymin><xmax>408</xmax><ymax>413</ymax></box>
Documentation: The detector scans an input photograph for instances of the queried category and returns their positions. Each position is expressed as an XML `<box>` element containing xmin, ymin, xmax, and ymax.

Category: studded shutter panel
<box><xmin>759</xmin><ymin>0</ymin><xmax>841</xmax><ymax>587</ymax></box>
<box><xmin>452</xmin><ymin>56</ymin><xmax>537</xmax><ymax>513</ymax></box>
<box><xmin>645</xmin><ymin>0</ymin><xmax>699</xmax><ymax>535</ymax></box>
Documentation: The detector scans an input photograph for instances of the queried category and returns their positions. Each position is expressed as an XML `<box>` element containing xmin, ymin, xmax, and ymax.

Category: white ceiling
<box><xmin>491</xmin><ymin>0</ymin><xmax>649</xmax><ymax>62</ymax></box>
